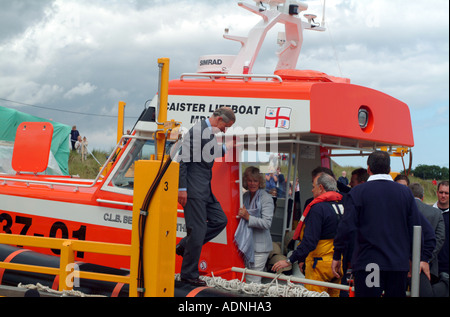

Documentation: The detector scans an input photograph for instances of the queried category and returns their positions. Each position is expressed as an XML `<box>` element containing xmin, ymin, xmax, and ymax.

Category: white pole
<box><xmin>321</xmin><ymin>0</ymin><xmax>326</xmax><ymax>27</ymax></box>
<box><xmin>231</xmin><ymin>267</ymin><xmax>353</xmax><ymax>292</ymax></box>
<box><xmin>238</xmin><ymin>150</ymin><xmax>243</xmax><ymax>208</ymax></box>
<box><xmin>86</xmin><ymin>147</ymin><xmax>102</xmax><ymax>165</ymax></box>
<box><xmin>281</xmin><ymin>142</ymin><xmax>294</xmax><ymax>251</ymax></box>
<box><xmin>410</xmin><ymin>226</ymin><xmax>422</xmax><ymax>297</ymax></box>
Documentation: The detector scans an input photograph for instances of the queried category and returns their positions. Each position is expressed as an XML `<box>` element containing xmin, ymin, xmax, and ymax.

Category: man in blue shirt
<box><xmin>331</xmin><ymin>151</ymin><xmax>436</xmax><ymax>297</ymax></box>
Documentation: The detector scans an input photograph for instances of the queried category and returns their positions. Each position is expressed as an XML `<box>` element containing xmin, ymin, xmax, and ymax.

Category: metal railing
<box><xmin>232</xmin><ymin>267</ymin><xmax>355</xmax><ymax>295</ymax></box>
<box><xmin>0</xmin><ymin>234</ymin><xmax>131</xmax><ymax>293</ymax></box>
<box><xmin>180</xmin><ymin>73</ymin><xmax>283</xmax><ymax>83</ymax></box>
<box><xmin>0</xmin><ymin>134</ymin><xmax>150</xmax><ymax>190</ymax></box>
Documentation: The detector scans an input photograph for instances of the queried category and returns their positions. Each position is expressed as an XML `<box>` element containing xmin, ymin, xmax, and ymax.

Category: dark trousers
<box><xmin>354</xmin><ymin>270</ymin><xmax>408</xmax><ymax>297</ymax></box>
<box><xmin>418</xmin><ymin>272</ymin><xmax>449</xmax><ymax>297</ymax></box>
<box><xmin>179</xmin><ymin>197</ymin><xmax>227</xmax><ymax>280</ymax></box>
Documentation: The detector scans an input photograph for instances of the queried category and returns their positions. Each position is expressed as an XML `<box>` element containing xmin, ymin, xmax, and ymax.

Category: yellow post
<box><xmin>128</xmin><ymin>58</ymin><xmax>179</xmax><ymax>297</ymax></box>
<box><xmin>59</xmin><ymin>240</ymin><xmax>75</xmax><ymax>291</ymax></box>
<box><xmin>156</xmin><ymin>58</ymin><xmax>170</xmax><ymax>160</ymax></box>
<box><xmin>157</xmin><ymin>58</ymin><xmax>170</xmax><ymax>124</ymax></box>
<box><xmin>129</xmin><ymin>160</ymin><xmax>179</xmax><ymax>297</ymax></box>
<box><xmin>117</xmin><ymin>101</ymin><xmax>127</xmax><ymax>144</ymax></box>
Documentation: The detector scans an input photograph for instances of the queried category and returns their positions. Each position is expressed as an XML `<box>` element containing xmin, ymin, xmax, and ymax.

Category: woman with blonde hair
<box><xmin>235</xmin><ymin>166</ymin><xmax>274</xmax><ymax>283</ymax></box>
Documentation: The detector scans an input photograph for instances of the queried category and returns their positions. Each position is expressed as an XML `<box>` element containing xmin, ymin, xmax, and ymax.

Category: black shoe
<box><xmin>176</xmin><ymin>244</ymin><xmax>184</xmax><ymax>256</ymax></box>
<box><xmin>180</xmin><ymin>277</ymin><xmax>207</xmax><ymax>287</ymax></box>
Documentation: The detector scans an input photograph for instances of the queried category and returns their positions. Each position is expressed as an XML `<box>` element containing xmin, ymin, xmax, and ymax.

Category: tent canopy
<box><xmin>0</xmin><ymin>106</ymin><xmax>70</xmax><ymax>175</ymax></box>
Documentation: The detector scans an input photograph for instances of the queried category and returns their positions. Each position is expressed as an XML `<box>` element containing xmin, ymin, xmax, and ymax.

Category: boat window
<box><xmin>110</xmin><ymin>139</ymin><xmax>173</xmax><ymax>190</ymax></box>
<box><xmin>241</xmin><ymin>150</ymin><xmax>291</xmax><ymax>199</ymax></box>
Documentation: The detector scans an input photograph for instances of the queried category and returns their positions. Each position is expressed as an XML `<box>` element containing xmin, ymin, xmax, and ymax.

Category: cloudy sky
<box><xmin>0</xmin><ymin>0</ymin><xmax>448</xmax><ymax>172</ymax></box>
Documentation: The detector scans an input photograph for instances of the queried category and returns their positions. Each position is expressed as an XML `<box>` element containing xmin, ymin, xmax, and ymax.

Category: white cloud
<box><xmin>64</xmin><ymin>82</ymin><xmax>97</xmax><ymax>99</ymax></box>
<box><xmin>7</xmin><ymin>82</ymin><xmax>64</xmax><ymax>105</ymax></box>
<box><xmin>106</xmin><ymin>88</ymin><xmax>129</xmax><ymax>102</ymax></box>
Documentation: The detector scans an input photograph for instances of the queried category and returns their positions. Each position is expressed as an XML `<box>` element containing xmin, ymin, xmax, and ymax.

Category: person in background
<box><xmin>275</xmin><ymin>166</ymin><xmax>286</xmax><ymax>198</ymax></box>
<box><xmin>265</xmin><ymin>169</ymin><xmax>277</xmax><ymax>193</ymax></box>
<box><xmin>338</xmin><ymin>171</ymin><xmax>349</xmax><ymax>187</ymax></box>
<box><xmin>409</xmin><ymin>182</ymin><xmax>447</xmax><ymax>297</ymax></box>
<box><xmin>75</xmin><ymin>136</ymin><xmax>82</xmax><ymax>154</ymax></box>
<box><xmin>81</xmin><ymin>136</ymin><xmax>89</xmax><ymax>162</ymax></box>
<box><xmin>70</xmin><ymin>125</ymin><xmax>80</xmax><ymax>151</ymax></box>
<box><xmin>349</xmin><ymin>168</ymin><xmax>369</xmax><ymax>188</ymax></box>
<box><xmin>235</xmin><ymin>166</ymin><xmax>274</xmax><ymax>283</ymax></box>
<box><xmin>434</xmin><ymin>181</ymin><xmax>449</xmax><ymax>275</ymax></box>
<box><xmin>394</xmin><ymin>174</ymin><xmax>410</xmax><ymax>186</ymax></box>
<box><xmin>339</xmin><ymin>167</ymin><xmax>368</xmax><ymax>296</ymax></box>
<box><xmin>123</xmin><ymin>129</ymin><xmax>131</xmax><ymax>145</ymax></box>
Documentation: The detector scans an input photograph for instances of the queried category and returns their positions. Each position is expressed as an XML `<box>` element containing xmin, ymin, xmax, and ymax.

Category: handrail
<box><xmin>0</xmin><ymin>134</ymin><xmax>154</xmax><ymax>190</ymax></box>
<box><xmin>0</xmin><ymin>234</ymin><xmax>131</xmax><ymax>293</ymax></box>
<box><xmin>231</xmin><ymin>267</ymin><xmax>355</xmax><ymax>294</ymax></box>
<box><xmin>0</xmin><ymin>138</ymin><xmax>124</xmax><ymax>189</ymax></box>
<box><xmin>96</xmin><ymin>199</ymin><xmax>134</xmax><ymax>207</ymax></box>
<box><xmin>180</xmin><ymin>73</ymin><xmax>283</xmax><ymax>83</ymax></box>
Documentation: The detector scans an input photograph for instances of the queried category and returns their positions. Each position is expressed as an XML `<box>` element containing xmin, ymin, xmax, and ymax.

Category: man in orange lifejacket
<box><xmin>272</xmin><ymin>172</ymin><xmax>344</xmax><ymax>296</ymax></box>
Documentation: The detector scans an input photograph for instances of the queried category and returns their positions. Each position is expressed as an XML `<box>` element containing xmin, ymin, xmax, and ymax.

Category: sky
<box><xmin>0</xmin><ymin>0</ymin><xmax>448</xmax><ymax>173</ymax></box>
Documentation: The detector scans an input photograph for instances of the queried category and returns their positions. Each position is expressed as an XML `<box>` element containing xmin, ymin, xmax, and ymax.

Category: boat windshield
<box><xmin>110</xmin><ymin>139</ymin><xmax>172</xmax><ymax>190</ymax></box>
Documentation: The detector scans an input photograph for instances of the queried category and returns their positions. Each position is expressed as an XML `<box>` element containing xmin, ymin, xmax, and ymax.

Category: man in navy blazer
<box><xmin>331</xmin><ymin>151</ymin><xmax>436</xmax><ymax>297</ymax></box>
<box><xmin>176</xmin><ymin>107</ymin><xmax>236</xmax><ymax>286</ymax></box>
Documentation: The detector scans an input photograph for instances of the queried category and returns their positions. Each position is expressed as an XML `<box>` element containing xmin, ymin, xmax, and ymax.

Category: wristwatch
<box><xmin>286</xmin><ymin>258</ymin><xmax>291</xmax><ymax>264</ymax></box>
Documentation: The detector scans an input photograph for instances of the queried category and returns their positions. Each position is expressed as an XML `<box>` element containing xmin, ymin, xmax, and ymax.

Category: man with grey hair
<box><xmin>317</xmin><ymin>172</ymin><xmax>338</xmax><ymax>192</ymax></box>
<box><xmin>272</xmin><ymin>172</ymin><xmax>344</xmax><ymax>296</ymax></box>
<box><xmin>176</xmin><ymin>107</ymin><xmax>235</xmax><ymax>286</ymax></box>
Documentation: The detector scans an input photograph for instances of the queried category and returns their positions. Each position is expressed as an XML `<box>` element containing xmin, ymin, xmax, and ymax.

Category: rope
<box><xmin>175</xmin><ymin>273</ymin><xmax>329</xmax><ymax>297</ymax></box>
<box><xmin>19</xmin><ymin>274</ymin><xmax>329</xmax><ymax>297</ymax></box>
<box><xmin>17</xmin><ymin>283</ymin><xmax>106</xmax><ymax>297</ymax></box>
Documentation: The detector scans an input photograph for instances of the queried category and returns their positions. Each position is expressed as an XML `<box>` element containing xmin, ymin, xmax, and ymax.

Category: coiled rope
<box><xmin>17</xmin><ymin>282</ymin><xmax>106</xmax><ymax>297</ymax></box>
<box><xmin>175</xmin><ymin>272</ymin><xmax>329</xmax><ymax>297</ymax></box>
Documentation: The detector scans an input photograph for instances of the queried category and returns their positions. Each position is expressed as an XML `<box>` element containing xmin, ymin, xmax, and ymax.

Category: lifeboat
<box><xmin>0</xmin><ymin>0</ymin><xmax>413</xmax><ymax>295</ymax></box>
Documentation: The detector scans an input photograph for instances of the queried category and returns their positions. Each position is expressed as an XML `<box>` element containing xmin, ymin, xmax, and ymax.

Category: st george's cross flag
<box><xmin>264</xmin><ymin>107</ymin><xmax>292</xmax><ymax>129</ymax></box>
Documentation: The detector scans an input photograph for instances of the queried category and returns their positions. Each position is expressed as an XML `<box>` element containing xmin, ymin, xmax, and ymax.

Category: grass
<box><xmin>68</xmin><ymin>149</ymin><xmax>109</xmax><ymax>179</ymax></box>
<box><xmin>67</xmin><ymin>151</ymin><xmax>440</xmax><ymax>204</ymax></box>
